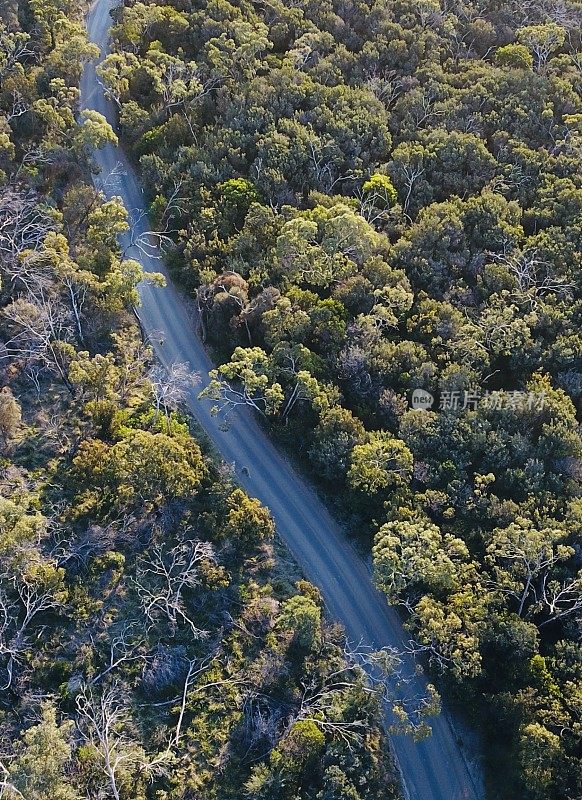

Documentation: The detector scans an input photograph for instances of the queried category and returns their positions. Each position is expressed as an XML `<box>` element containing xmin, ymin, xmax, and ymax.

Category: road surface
<box><xmin>80</xmin><ymin>3</ymin><xmax>484</xmax><ymax>798</ymax></box>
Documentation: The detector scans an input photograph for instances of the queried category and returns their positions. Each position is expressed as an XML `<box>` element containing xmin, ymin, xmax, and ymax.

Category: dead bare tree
<box><xmin>90</xmin><ymin>623</ymin><xmax>147</xmax><ymax>687</ymax></box>
<box><xmin>153</xmin><ymin>59</ymin><xmax>205</xmax><ymax>117</ymax></box>
<box><xmin>489</xmin><ymin>249</ymin><xmax>575</xmax><ymax>309</ymax></box>
<box><xmin>148</xmin><ymin>362</ymin><xmax>200</xmax><ymax>427</ymax></box>
<box><xmin>485</xmin><ymin>529</ymin><xmax>574</xmax><ymax>619</ymax></box>
<box><xmin>0</xmin><ymin>761</ymin><xmax>25</xmax><ymax>800</ymax></box>
<box><xmin>0</xmin><ymin>566</ymin><xmax>65</xmax><ymax>690</ymax></box>
<box><xmin>411</xmin><ymin>87</ymin><xmax>445</xmax><ymax>129</ymax></box>
<box><xmin>537</xmin><ymin>571</ymin><xmax>582</xmax><ymax>626</ymax></box>
<box><xmin>54</xmin><ymin>518</ymin><xmax>130</xmax><ymax>571</ymax></box>
<box><xmin>240</xmin><ymin>644</ymin><xmax>397</xmax><ymax>751</ymax></box>
<box><xmin>401</xmin><ymin>161</ymin><xmax>425</xmax><ymax>215</ymax></box>
<box><xmin>346</xmin><ymin>641</ymin><xmax>441</xmax><ymax>740</ymax></box>
<box><xmin>356</xmin><ymin>187</ymin><xmax>400</xmax><ymax>227</ymax></box>
<box><xmin>0</xmin><ymin>27</ymin><xmax>35</xmax><ymax>81</ymax></box>
<box><xmin>1</xmin><ymin>288</ymin><xmax>75</xmax><ymax>389</ymax></box>
<box><xmin>159</xmin><ymin>179</ymin><xmax>189</xmax><ymax>226</ymax></box>
<box><xmin>248</xmin><ymin>639</ymin><xmax>439</xmax><ymax>750</ymax></box>
<box><xmin>95</xmin><ymin>162</ymin><xmax>128</xmax><ymax>195</ymax></box>
<box><xmin>363</xmin><ymin>67</ymin><xmax>403</xmax><ymax>107</ymax></box>
<box><xmin>168</xmin><ymin>654</ymin><xmax>244</xmax><ymax>748</ymax></box>
<box><xmin>4</xmin><ymin>90</ymin><xmax>29</xmax><ymax>124</ymax></box>
<box><xmin>337</xmin><ymin>340</ymin><xmax>374</xmax><ymax>397</ymax></box>
<box><xmin>60</xmin><ymin>271</ymin><xmax>91</xmax><ymax>343</ymax></box>
<box><xmin>307</xmin><ymin>140</ymin><xmax>356</xmax><ymax>193</ymax></box>
<box><xmin>13</xmin><ymin>147</ymin><xmax>49</xmax><ymax>181</ymax></box>
<box><xmin>291</xmin><ymin>666</ymin><xmax>372</xmax><ymax>747</ymax></box>
<box><xmin>237</xmin><ymin>692</ymin><xmax>281</xmax><ymax>762</ymax></box>
<box><xmin>133</xmin><ymin>540</ymin><xmax>216</xmax><ymax>637</ymax></box>
<box><xmin>0</xmin><ymin>188</ymin><xmax>55</xmax><ymax>273</ymax></box>
<box><xmin>0</xmin><ymin>588</ymin><xmax>19</xmax><ymax>691</ymax></box>
<box><xmin>76</xmin><ymin>682</ymin><xmax>145</xmax><ymax>800</ymax></box>
<box><xmin>122</xmin><ymin>210</ymin><xmax>175</xmax><ymax>259</ymax></box>
<box><xmin>0</xmin><ymin>187</ymin><xmax>79</xmax><ymax>386</ymax></box>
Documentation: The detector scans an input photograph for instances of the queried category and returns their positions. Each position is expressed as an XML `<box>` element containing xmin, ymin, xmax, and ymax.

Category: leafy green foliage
<box><xmin>7</xmin><ymin>704</ymin><xmax>80</xmax><ymax>800</ymax></box>
<box><xmin>102</xmin><ymin>0</ymin><xmax>582</xmax><ymax>796</ymax></box>
<box><xmin>0</xmin><ymin>5</ymin><xmax>398</xmax><ymax>800</ymax></box>
<box><xmin>2</xmin><ymin>0</ymin><xmax>581</xmax><ymax>798</ymax></box>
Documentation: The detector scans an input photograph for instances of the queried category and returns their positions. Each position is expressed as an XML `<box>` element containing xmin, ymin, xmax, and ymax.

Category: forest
<box><xmin>0</xmin><ymin>1</ymin><xmax>402</xmax><ymax>799</ymax></box>
<box><xmin>0</xmin><ymin>0</ymin><xmax>581</xmax><ymax>798</ymax></box>
<box><xmin>93</xmin><ymin>0</ymin><xmax>581</xmax><ymax>798</ymax></box>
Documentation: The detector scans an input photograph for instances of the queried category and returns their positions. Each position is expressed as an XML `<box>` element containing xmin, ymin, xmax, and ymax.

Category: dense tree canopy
<box><xmin>100</xmin><ymin>0</ymin><xmax>582</xmax><ymax>797</ymax></box>
<box><xmin>1</xmin><ymin>0</ymin><xmax>581</xmax><ymax>797</ymax></box>
<box><xmin>0</xmin><ymin>2</ymin><xmax>400</xmax><ymax>800</ymax></box>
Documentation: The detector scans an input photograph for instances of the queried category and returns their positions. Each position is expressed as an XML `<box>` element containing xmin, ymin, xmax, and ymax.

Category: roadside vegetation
<box><xmin>99</xmin><ymin>1</ymin><xmax>582</xmax><ymax>798</ymax></box>
<box><xmin>0</xmin><ymin>2</ymin><xmax>400</xmax><ymax>799</ymax></box>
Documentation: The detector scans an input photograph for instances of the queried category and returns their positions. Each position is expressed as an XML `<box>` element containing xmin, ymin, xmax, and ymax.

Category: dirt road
<box><xmin>80</xmin><ymin>4</ymin><xmax>484</xmax><ymax>797</ymax></box>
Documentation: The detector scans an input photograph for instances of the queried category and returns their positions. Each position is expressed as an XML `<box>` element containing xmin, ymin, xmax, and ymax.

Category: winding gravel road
<box><xmin>80</xmin><ymin>3</ymin><xmax>484</xmax><ymax>798</ymax></box>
